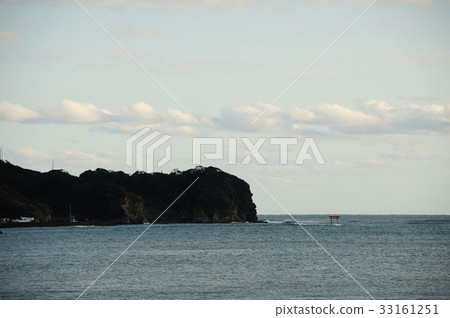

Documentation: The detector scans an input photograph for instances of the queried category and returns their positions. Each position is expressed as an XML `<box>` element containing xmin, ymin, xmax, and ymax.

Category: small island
<box><xmin>0</xmin><ymin>161</ymin><xmax>258</xmax><ymax>227</ymax></box>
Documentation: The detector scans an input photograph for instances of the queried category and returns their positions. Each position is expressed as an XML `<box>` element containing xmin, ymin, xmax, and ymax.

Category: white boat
<box><xmin>11</xmin><ymin>217</ymin><xmax>35</xmax><ymax>223</ymax></box>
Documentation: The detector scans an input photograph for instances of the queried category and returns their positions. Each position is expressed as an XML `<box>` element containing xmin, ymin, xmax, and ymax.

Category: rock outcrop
<box><xmin>0</xmin><ymin>161</ymin><xmax>257</xmax><ymax>225</ymax></box>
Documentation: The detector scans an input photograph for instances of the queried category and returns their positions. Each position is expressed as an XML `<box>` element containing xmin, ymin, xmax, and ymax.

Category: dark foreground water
<box><xmin>0</xmin><ymin>215</ymin><xmax>449</xmax><ymax>300</ymax></box>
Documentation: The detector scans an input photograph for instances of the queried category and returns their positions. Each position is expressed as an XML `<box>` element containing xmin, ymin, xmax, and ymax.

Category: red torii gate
<box><xmin>329</xmin><ymin>215</ymin><xmax>340</xmax><ymax>225</ymax></box>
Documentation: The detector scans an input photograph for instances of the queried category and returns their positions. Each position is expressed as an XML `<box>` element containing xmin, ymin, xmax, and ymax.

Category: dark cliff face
<box><xmin>79</xmin><ymin>166</ymin><xmax>257</xmax><ymax>223</ymax></box>
<box><xmin>0</xmin><ymin>161</ymin><xmax>257</xmax><ymax>224</ymax></box>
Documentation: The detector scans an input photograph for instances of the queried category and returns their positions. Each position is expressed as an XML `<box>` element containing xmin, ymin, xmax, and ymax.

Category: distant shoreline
<box><xmin>0</xmin><ymin>221</ymin><xmax>120</xmax><ymax>228</ymax></box>
<box><xmin>0</xmin><ymin>220</ymin><xmax>268</xmax><ymax>228</ymax></box>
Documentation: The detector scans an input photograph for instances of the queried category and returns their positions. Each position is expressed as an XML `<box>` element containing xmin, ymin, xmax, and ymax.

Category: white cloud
<box><xmin>290</xmin><ymin>107</ymin><xmax>316</xmax><ymax>122</ymax></box>
<box><xmin>358</xmin><ymin>101</ymin><xmax>450</xmax><ymax>133</ymax></box>
<box><xmin>13</xmin><ymin>147</ymin><xmax>52</xmax><ymax>161</ymax></box>
<box><xmin>361</xmin><ymin>100</ymin><xmax>393</xmax><ymax>116</ymax></box>
<box><xmin>120</xmin><ymin>102</ymin><xmax>162</xmax><ymax>123</ymax></box>
<box><xmin>216</xmin><ymin>102</ymin><xmax>380</xmax><ymax>133</ymax></box>
<box><xmin>0</xmin><ymin>99</ymin><xmax>212</xmax><ymax>136</ymax></box>
<box><xmin>303</xmin><ymin>103</ymin><xmax>380</xmax><ymax>127</ymax></box>
<box><xmin>216</xmin><ymin>100</ymin><xmax>450</xmax><ymax>135</ymax></box>
<box><xmin>166</xmin><ymin>125</ymin><xmax>204</xmax><ymax>136</ymax></box>
<box><xmin>198</xmin><ymin>116</ymin><xmax>214</xmax><ymax>127</ymax></box>
<box><xmin>43</xmin><ymin>99</ymin><xmax>112</xmax><ymax>123</ymax></box>
<box><xmin>3</xmin><ymin>98</ymin><xmax>449</xmax><ymax>136</ymax></box>
<box><xmin>0</xmin><ymin>101</ymin><xmax>40</xmax><ymax>122</ymax></box>
<box><xmin>0</xmin><ymin>30</ymin><xmax>20</xmax><ymax>45</ymax></box>
<box><xmin>166</xmin><ymin>108</ymin><xmax>197</xmax><ymax>126</ymax></box>
<box><xmin>166</xmin><ymin>108</ymin><xmax>213</xmax><ymax>127</ymax></box>
<box><xmin>216</xmin><ymin>102</ymin><xmax>286</xmax><ymax>132</ymax></box>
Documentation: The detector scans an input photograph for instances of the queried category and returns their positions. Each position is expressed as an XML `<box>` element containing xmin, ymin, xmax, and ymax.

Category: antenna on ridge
<box><xmin>52</xmin><ymin>160</ymin><xmax>54</xmax><ymax>170</ymax></box>
<box><xmin>0</xmin><ymin>145</ymin><xmax>3</xmax><ymax>161</ymax></box>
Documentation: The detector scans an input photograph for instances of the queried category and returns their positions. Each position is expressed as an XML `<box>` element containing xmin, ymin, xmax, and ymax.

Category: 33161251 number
<box><xmin>379</xmin><ymin>304</ymin><xmax>438</xmax><ymax>315</ymax></box>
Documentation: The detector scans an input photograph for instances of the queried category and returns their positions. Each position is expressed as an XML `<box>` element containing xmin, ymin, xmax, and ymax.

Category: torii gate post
<box><xmin>329</xmin><ymin>215</ymin><xmax>340</xmax><ymax>225</ymax></box>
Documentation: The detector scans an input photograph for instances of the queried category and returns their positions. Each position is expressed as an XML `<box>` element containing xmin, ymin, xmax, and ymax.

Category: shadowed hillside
<box><xmin>0</xmin><ymin>161</ymin><xmax>257</xmax><ymax>225</ymax></box>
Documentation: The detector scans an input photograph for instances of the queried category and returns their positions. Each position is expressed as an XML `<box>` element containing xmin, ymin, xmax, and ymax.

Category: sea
<box><xmin>0</xmin><ymin>214</ymin><xmax>449</xmax><ymax>300</ymax></box>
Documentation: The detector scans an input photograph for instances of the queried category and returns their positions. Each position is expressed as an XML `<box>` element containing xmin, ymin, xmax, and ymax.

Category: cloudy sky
<box><xmin>1</xmin><ymin>0</ymin><xmax>449</xmax><ymax>214</ymax></box>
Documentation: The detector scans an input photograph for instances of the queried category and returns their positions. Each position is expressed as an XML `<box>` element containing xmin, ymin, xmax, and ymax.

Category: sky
<box><xmin>0</xmin><ymin>0</ymin><xmax>449</xmax><ymax>214</ymax></box>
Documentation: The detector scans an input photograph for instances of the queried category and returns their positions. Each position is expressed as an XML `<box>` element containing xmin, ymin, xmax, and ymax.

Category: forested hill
<box><xmin>0</xmin><ymin>161</ymin><xmax>257</xmax><ymax>225</ymax></box>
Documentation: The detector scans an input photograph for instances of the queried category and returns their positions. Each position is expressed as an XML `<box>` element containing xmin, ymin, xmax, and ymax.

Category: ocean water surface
<box><xmin>0</xmin><ymin>214</ymin><xmax>449</xmax><ymax>299</ymax></box>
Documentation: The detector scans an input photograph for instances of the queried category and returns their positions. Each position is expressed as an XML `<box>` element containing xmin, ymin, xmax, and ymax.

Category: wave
<box><xmin>407</xmin><ymin>219</ymin><xmax>450</xmax><ymax>225</ymax></box>
<box><xmin>262</xmin><ymin>219</ymin><xmax>343</xmax><ymax>226</ymax></box>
